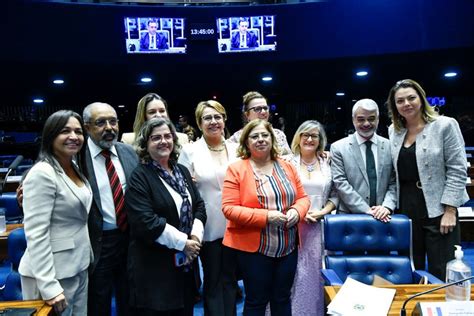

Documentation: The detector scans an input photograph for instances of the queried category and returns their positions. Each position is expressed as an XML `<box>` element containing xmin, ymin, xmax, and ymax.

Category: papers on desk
<box><xmin>327</xmin><ymin>277</ymin><xmax>396</xmax><ymax>315</ymax></box>
<box><xmin>458</xmin><ymin>207</ymin><xmax>474</xmax><ymax>217</ymax></box>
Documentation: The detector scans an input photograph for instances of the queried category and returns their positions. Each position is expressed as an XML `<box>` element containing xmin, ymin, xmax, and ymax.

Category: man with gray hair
<box><xmin>83</xmin><ymin>102</ymin><xmax>138</xmax><ymax>315</ymax></box>
<box><xmin>330</xmin><ymin>98</ymin><xmax>396</xmax><ymax>222</ymax></box>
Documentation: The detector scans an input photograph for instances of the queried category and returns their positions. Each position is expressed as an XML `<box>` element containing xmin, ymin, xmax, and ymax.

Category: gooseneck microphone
<box><xmin>0</xmin><ymin>155</ymin><xmax>23</xmax><ymax>196</ymax></box>
<box><xmin>400</xmin><ymin>275</ymin><xmax>474</xmax><ymax>316</ymax></box>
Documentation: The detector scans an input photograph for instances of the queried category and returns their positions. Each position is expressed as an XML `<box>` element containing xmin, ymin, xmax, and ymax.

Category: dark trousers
<box><xmin>88</xmin><ymin>229</ymin><xmax>130</xmax><ymax>316</ymax></box>
<box><xmin>237</xmin><ymin>249</ymin><xmax>297</xmax><ymax>316</ymax></box>
<box><xmin>412</xmin><ymin>214</ymin><xmax>460</xmax><ymax>281</ymax></box>
<box><xmin>200</xmin><ymin>239</ymin><xmax>237</xmax><ymax>316</ymax></box>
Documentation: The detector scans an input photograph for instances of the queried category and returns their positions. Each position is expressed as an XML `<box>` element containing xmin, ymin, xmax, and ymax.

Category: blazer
<box><xmin>330</xmin><ymin>133</ymin><xmax>397</xmax><ymax>213</ymax></box>
<box><xmin>121</xmin><ymin>131</ymin><xmax>189</xmax><ymax>147</ymax></box>
<box><xmin>86</xmin><ymin>142</ymin><xmax>138</xmax><ymax>273</ymax></box>
<box><xmin>125</xmin><ymin>163</ymin><xmax>206</xmax><ymax>311</ymax></box>
<box><xmin>178</xmin><ymin>138</ymin><xmax>239</xmax><ymax>242</ymax></box>
<box><xmin>139</xmin><ymin>32</ymin><xmax>168</xmax><ymax>50</ymax></box>
<box><xmin>230</xmin><ymin>31</ymin><xmax>259</xmax><ymax>49</ymax></box>
<box><xmin>221</xmin><ymin>158</ymin><xmax>310</xmax><ymax>253</ymax></box>
<box><xmin>389</xmin><ymin>116</ymin><xmax>469</xmax><ymax>218</ymax></box>
<box><xmin>19</xmin><ymin>158</ymin><xmax>93</xmax><ymax>300</ymax></box>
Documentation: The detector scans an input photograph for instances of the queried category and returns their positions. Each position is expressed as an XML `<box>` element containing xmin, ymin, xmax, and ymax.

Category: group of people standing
<box><xmin>16</xmin><ymin>79</ymin><xmax>468</xmax><ymax>316</ymax></box>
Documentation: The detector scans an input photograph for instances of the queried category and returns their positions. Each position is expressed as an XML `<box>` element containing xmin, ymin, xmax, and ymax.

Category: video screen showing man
<box><xmin>140</xmin><ymin>20</ymin><xmax>169</xmax><ymax>50</ymax></box>
<box><xmin>231</xmin><ymin>19</ymin><xmax>259</xmax><ymax>50</ymax></box>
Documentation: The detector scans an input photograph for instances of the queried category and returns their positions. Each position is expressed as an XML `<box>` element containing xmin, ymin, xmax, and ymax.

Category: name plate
<box><xmin>415</xmin><ymin>301</ymin><xmax>474</xmax><ymax>316</ymax></box>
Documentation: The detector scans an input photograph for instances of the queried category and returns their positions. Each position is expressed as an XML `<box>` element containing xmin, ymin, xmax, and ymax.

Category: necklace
<box><xmin>207</xmin><ymin>142</ymin><xmax>225</xmax><ymax>152</ymax></box>
<box><xmin>301</xmin><ymin>157</ymin><xmax>318</xmax><ymax>172</ymax></box>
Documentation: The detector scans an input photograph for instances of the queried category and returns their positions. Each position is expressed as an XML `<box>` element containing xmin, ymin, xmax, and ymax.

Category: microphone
<box><xmin>0</xmin><ymin>155</ymin><xmax>23</xmax><ymax>196</ymax></box>
<box><xmin>400</xmin><ymin>275</ymin><xmax>474</xmax><ymax>316</ymax></box>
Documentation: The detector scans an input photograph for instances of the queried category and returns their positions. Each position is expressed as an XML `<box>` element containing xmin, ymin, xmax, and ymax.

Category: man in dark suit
<box><xmin>231</xmin><ymin>19</ymin><xmax>259</xmax><ymax>49</ymax></box>
<box><xmin>330</xmin><ymin>99</ymin><xmax>396</xmax><ymax>222</ymax></box>
<box><xmin>83</xmin><ymin>102</ymin><xmax>138</xmax><ymax>316</ymax></box>
<box><xmin>139</xmin><ymin>20</ymin><xmax>168</xmax><ymax>50</ymax></box>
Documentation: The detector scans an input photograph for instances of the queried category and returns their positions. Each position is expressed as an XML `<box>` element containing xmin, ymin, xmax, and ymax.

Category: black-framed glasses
<box><xmin>301</xmin><ymin>133</ymin><xmax>319</xmax><ymax>140</ymax></box>
<box><xmin>89</xmin><ymin>118</ymin><xmax>119</xmax><ymax>128</ymax></box>
<box><xmin>202</xmin><ymin>114</ymin><xmax>224</xmax><ymax>123</ymax></box>
<box><xmin>247</xmin><ymin>106</ymin><xmax>269</xmax><ymax>113</ymax></box>
<box><xmin>149</xmin><ymin>133</ymin><xmax>173</xmax><ymax>143</ymax></box>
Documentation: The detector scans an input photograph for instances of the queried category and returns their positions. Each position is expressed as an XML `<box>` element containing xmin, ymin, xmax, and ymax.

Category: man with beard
<box><xmin>330</xmin><ymin>99</ymin><xmax>396</xmax><ymax>222</ymax></box>
<box><xmin>83</xmin><ymin>102</ymin><xmax>138</xmax><ymax>315</ymax></box>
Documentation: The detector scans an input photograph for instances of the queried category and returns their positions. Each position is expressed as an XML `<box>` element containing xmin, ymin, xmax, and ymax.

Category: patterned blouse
<box><xmin>252</xmin><ymin>161</ymin><xmax>298</xmax><ymax>257</ymax></box>
<box><xmin>227</xmin><ymin>127</ymin><xmax>291</xmax><ymax>155</ymax></box>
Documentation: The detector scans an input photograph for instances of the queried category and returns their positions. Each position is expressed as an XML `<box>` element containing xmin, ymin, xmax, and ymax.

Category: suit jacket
<box><xmin>230</xmin><ymin>31</ymin><xmax>259</xmax><ymax>49</ymax></box>
<box><xmin>125</xmin><ymin>163</ymin><xmax>206</xmax><ymax>311</ymax></box>
<box><xmin>19</xmin><ymin>158</ymin><xmax>92</xmax><ymax>300</ymax></box>
<box><xmin>140</xmin><ymin>32</ymin><xmax>168</xmax><ymax>50</ymax></box>
<box><xmin>389</xmin><ymin>116</ymin><xmax>469</xmax><ymax>217</ymax></box>
<box><xmin>221</xmin><ymin>158</ymin><xmax>310</xmax><ymax>252</ymax></box>
<box><xmin>178</xmin><ymin>138</ymin><xmax>239</xmax><ymax>242</ymax></box>
<box><xmin>87</xmin><ymin>142</ymin><xmax>138</xmax><ymax>273</ymax></box>
<box><xmin>330</xmin><ymin>133</ymin><xmax>397</xmax><ymax>213</ymax></box>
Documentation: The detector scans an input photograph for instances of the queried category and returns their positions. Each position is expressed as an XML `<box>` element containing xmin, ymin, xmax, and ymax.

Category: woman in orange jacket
<box><xmin>222</xmin><ymin>119</ymin><xmax>310</xmax><ymax>316</ymax></box>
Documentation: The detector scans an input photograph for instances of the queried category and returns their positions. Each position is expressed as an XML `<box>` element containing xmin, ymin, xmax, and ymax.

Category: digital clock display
<box><xmin>188</xmin><ymin>23</ymin><xmax>216</xmax><ymax>40</ymax></box>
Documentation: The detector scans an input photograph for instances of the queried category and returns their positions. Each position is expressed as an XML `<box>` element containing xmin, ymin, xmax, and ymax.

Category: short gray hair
<box><xmin>352</xmin><ymin>99</ymin><xmax>379</xmax><ymax>117</ymax></box>
<box><xmin>83</xmin><ymin>102</ymin><xmax>116</xmax><ymax>123</ymax></box>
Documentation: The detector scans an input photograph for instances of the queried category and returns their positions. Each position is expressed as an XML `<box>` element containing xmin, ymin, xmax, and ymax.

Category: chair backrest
<box><xmin>0</xmin><ymin>193</ymin><xmax>22</xmax><ymax>223</ymax></box>
<box><xmin>322</xmin><ymin>214</ymin><xmax>415</xmax><ymax>284</ymax></box>
<box><xmin>8</xmin><ymin>228</ymin><xmax>26</xmax><ymax>270</ymax></box>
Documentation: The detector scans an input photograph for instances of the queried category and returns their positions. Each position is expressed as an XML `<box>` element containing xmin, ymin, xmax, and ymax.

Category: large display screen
<box><xmin>216</xmin><ymin>16</ymin><xmax>277</xmax><ymax>53</ymax></box>
<box><xmin>124</xmin><ymin>17</ymin><xmax>187</xmax><ymax>54</ymax></box>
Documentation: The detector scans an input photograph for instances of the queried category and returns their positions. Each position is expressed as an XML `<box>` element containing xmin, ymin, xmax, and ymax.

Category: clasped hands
<box><xmin>368</xmin><ymin>205</ymin><xmax>391</xmax><ymax>223</ymax></box>
<box><xmin>183</xmin><ymin>235</ymin><xmax>201</xmax><ymax>264</ymax></box>
<box><xmin>267</xmin><ymin>208</ymin><xmax>299</xmax><ymax>228</ymax></box>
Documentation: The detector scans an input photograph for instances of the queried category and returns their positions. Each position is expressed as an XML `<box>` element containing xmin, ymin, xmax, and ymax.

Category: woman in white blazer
<box><xmin>178</xmin><ymin>100</ymin><xmax>239</xmax><ymax>316</ymax></box>
<box><xmin>386</xmin><ymin>79</ymin><xmax>468</xmax><ymax>280</ymax></box>
<box><xmin>19</xmin><ymin>110</ymin><xmax>93</xmax><ymax>315</ymax></box>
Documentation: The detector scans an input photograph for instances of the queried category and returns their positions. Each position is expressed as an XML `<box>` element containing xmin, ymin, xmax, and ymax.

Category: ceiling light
<box><xmin>53</xmin><ymin>79</ymin><xmax>64</xmax><ymax>85</ymax></box>
<box><xmin>141</xmin><ymin>77</ymin><xmax>152</xmax><ymax>83</ymax></box>
<box><xmin>262</xmin><ymin>76</ymin><xmax>273</xmax><ymax>82</ymax></box>
<box><xmin>444</xmin><ymin>72</ymin><xmax>457</xmax><ymax>78</ymax></box>
<box><xmin>356</xmin><ymin>71</ymin><xmax>368</xmax><ymax>77</ymax></box>
<box><xmin>33</xmin><ymin>98</ymin><xmax>44</xmax><ymax>104</ymax></box>
<box><xmin>118</xmin><ymin>105</ymin><xmax>125</xmax><ymax>108</ymax></box>
<box><xmin>336</xmin><ymin>92</ymin><xmax>345</xmax><ymax>96</ymax></box>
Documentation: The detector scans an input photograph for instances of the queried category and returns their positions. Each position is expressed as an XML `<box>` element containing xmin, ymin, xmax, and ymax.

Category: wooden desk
<box><xmin>0</xmin><ymin>300</ymin><xmax>53</xmax><ymax>315</ymax></box>
<box><xmin>0</xmin><ymin>224</ymin><xmax>24</xmax><ymax>260</ymax></box>
<box><xmin>325</xmin><ymin>284</ymin><xmax>474</xmax><ymax>316</ymax></box>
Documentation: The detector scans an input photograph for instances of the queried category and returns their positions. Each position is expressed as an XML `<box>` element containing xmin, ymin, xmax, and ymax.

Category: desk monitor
<box><xmin>124</xmin><ymin>17</ymin><xmax>187</xmax><ymax>54</ymax></box>
<box><xmin>216</xmin><ymin>16</ymin><xmax>276</xmax><ymax>53</ymax></box>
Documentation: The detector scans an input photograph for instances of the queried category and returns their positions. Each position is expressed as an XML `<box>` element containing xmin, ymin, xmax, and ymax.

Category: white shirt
<box><xmin>88</xmin><ymin>138</ymin><xmax>127</xmax><ymax>230</ymax></box>
<box><xmin>354</xmin><ymin>132</ymin><xmax>379</xmax><ymax>173</ymax></box>
<box><xmin>155</xmin><ymin>177</ymin><xmax>204</xmax><ymax>251</ymax></box>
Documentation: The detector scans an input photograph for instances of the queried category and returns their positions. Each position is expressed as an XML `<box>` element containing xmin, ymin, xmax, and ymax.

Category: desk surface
<box><xmin>0</xmin><ymin>300</ymin><xmax>52</xmax><ymax>315</ymax></box>
<box><xmin>325</xmin><ymin>284</ymin><xmax>474</xmax><ymax>316</ymax></box>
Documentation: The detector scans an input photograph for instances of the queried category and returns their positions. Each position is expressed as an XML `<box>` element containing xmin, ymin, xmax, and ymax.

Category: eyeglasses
<box><xmin>202</xmin><ymin>114</ymin><xmax>224</xmax><ymax>123</ymax></box>
<box><xmin>355</xmin><ymin>117</ymin><xmax>377</xmax><ymax>124</ymax></box>
<box><xmin>248</xmin><ymin>132</ymin><xmax>271</xmax><ymax>140</ymax></box>
<box><xmin>149</xmin><ymin>133</ymin><xmax>173</xmax><ymax>143</ymax></box>
<box><xmin>247</xmin><ymin>106</ymin><xmax>269</xmax><ymax>113</ymax></box>
<box><xmin>88</xmin><ymin>118</ymin><xmax>119</xmax><ymax>128</ymax></box>
<box><xmin>301</xmin><ymin>133</ymin><xmax>319</xmax><ymax>140</ymax></box>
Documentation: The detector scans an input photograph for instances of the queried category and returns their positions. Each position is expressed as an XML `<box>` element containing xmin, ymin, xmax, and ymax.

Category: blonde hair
<box><xmin>291</xmin><ymin>120</ymin><xmax>327</xmax><ymax>156</ymax></box>
<box><xmin>194</xmin><ymin>100</ymin><xmax>227</xmax><ymax>129</ymax></box>
<box><xmin>237</xmin><ymin>119</ymin><xmax>280</xmax><ymax>160</ymax></box>
<box><xmin>386</xmin><ymin>79</ymin><xmax>438</xmax><ymax>132</ymax></box>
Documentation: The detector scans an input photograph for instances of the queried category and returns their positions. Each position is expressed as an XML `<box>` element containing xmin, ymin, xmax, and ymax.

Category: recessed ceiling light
<box><xmin>262</xmin><ymin>76</ymin><xmax>273</xmax><ymax>82</ymax></box>
<box><xmin>118</xmin><ymin>105</ymin><xmax>125</xmax><ymax>108</ymax></box>
<box><xmin>141</xmin><ymin>77</ymin><xmax>152</xmax><ymax>83</ymax></box>
<box><xmin>33</xmin><ymin>98</ymin><xmax>44</xmax><ymax>104</ymax></box>
<box><xmin>336</xmin><ymin>92</ymin><xmax>345</xmax><ymax>96</ymax></box>
<box><xmin>444</xmin><ymin>72</ymin><xmax>457</xmax><ymax>78</ymax></box>
<box><xmin>337</xmin><ymin>107</ymin><xmax>342</xmax><ymax>110</ymax></box>
<box><xmin>53</xmin><ymin>79</ymin><xmax>64</xmax><ymax>85</ymax></box>
<box><xmin>356</xmin><ymin>71</ymin><xmax>368</xmax><ymax>77</ymax></box>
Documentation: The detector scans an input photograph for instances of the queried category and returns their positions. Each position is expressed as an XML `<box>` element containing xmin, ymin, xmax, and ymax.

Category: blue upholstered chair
<box><xmin>321</xmin><ymin>214</ymin><xmax>443</xmax><ymax>286</ymax></box>
<box><xmin>0</xmin><ymin>193</ymin><xmax>23</xmax><ymax>224</ymax></box>
<box><xmin>1</xmin><ymin>228</ymin><xmax>26</xmax><ymax>300</ymax></box>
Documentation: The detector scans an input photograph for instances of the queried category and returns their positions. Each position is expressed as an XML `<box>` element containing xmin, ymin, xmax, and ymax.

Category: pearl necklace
<box><xmin>301</xmin><ymin>157</ymin><xmax>318</xmax><ymax>172</ymax></box>
<box><xmin>207</xmin><ymin>142</ymin><xmax>225</xmax><ymax>152</ymax></box>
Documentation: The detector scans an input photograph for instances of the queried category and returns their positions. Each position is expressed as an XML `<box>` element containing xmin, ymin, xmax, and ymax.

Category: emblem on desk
<box><xmin>353</xmin><ymin>303</ymin><xmax>365</xmax><ymax>311</ymax></box>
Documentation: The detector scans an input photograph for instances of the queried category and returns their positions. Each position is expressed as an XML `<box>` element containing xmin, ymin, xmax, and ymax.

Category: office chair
<box><xmin>321</xmin><ymin>214</ymin><xmax>443</xmax><ymax>286</ymax></box>
<box><xmin>1</xmin><ymin>228</ymin><xmax>26</xmax><ymax>300</ymax></box>
<box><xmin>0</xmin><ymin>193</ymin><xmax>23</xmax><ymax>224</ymax></box>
